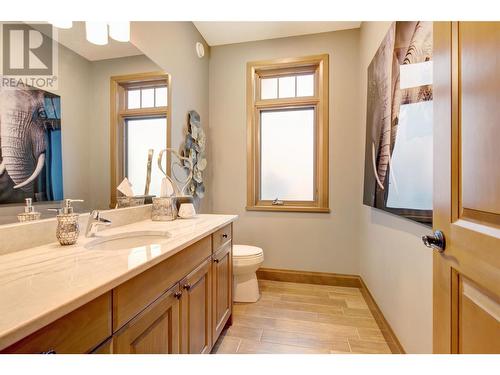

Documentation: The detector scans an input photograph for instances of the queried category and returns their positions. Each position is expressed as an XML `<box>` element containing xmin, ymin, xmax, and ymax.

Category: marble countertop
<box><xmin>0</xmin><ymin>214</ymin><xmax>237</xmax><ymax>350</ymax></box>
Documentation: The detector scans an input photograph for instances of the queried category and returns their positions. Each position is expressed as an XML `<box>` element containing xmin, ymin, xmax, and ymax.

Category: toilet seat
<box><xmin>233</xmin><ymin>245</ymin><xmax>263</xmax><ymax>260</ymax></box>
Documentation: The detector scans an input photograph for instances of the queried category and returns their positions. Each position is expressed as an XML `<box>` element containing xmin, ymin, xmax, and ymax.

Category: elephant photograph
<box><xmin>362</xmin><ymin>21</ymin><xmax>433</xmax><ymax>225</ymax></box>
<box><xmin>0</xmin><ymin>84</ymin><xmax>63</xmax><ymax>204</ymax></box>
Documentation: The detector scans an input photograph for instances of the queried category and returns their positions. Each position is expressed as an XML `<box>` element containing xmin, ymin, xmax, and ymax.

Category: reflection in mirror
<box><xmin>0</xmin><ymin>21</ymin><xmax>163</xmax><ymax>225</ymax></box>
<box><xmin>126</xmin><ymin>118</ymin><xmax>167</xmax><ymax>197</ymax></box>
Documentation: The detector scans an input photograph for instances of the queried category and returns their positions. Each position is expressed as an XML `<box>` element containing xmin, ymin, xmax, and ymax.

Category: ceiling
<box><xmin>193</xmin><ymin>21</ymin><xmax>361</xmax><ymax>46</ymax></box>
<box><xmin>34</xmin><ymin>22</ymin><xmax>143</xmax><ymax>61</ymax></box>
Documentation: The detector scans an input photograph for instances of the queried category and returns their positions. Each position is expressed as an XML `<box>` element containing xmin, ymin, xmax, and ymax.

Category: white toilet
<box><xmin>232</xmin><ymin>245</ymin><xmax>264</xmax><ymax>303</ymax></box>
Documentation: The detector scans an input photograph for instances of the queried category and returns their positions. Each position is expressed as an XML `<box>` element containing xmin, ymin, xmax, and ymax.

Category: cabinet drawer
<box><xmin>113</xmin><ymin>236</ymin><xmax>211</xmax><ymax>331</ymax></box>
<box><xmin>212</xmin><ymin>224</ymin><xmax>232</xmax><ymax>252</ymax></box>
<box><xmin>2</xmin><ymin>292</ymin><xmax>111</xmax><ymax>354</ymax></box>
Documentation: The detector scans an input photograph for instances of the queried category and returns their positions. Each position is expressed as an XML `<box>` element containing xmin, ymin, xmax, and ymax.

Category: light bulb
<box><xmin>109</xmin><ymin>22</ymin><xmax>130</xmax><ymax>42</ymax></box>
<box><xmin>85</xmin><ymin>22</ymin><xmax>108</xmax><ymax>45</ymax></box>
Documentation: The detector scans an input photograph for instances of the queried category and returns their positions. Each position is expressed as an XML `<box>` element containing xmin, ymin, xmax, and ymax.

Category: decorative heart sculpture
<box><xmin>157</xmin><ymin>148</ymin><xmax>193</xmax><ymax>196</ymax></box>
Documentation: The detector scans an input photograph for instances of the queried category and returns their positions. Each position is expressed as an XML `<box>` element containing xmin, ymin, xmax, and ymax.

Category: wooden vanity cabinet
<box><xmin>112</xmin><ymin>236</ymin><xmax>211</xmax><ymax>332</ymax></box>
<box><xmin>2</xmin><ymin>292</ymin><xmax>112</xmax><ymax>354</ymax></box>
<box><xmin>179</xmin><ymin>258</ymin><xmax>213</xmax><ymax>354</ymax></box>
<box><xmin>113</xmin><ymin>285</ymin><xmax>181</xmax><ymax>354</ymax></box>
<box><xmin>1</xmin><ymin>223</ymin><xmax>233</xmax><ymax>354</ymax></box>
<box><xmin>212</xmin><ymin>242</ymin><xmax>232</xmax><ymax>340</ymax></box>
<box><xmin>212</xmin><ymin>224</ymin><xmax>232</xmax><ymax>252</ymax></box>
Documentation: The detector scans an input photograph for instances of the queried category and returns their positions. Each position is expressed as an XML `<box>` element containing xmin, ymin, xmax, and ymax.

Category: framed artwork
<box><xmin>0</xmin><ymin>85</ymin><xmax>63</xmax><ymax>204</ymax></box>
<box><xmin>363</xmin><ymin>21</ymin><xmax>433</xmax><ymax>225</ymax></box>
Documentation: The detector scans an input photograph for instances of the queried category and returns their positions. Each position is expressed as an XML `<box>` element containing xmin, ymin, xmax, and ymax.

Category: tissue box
<box><xmin>116</xmin><ymin>196</ymin><xmax>146</xmax><ymax>208</ymax></box>
<box><xmin>152</xmin><ymin>197</ymin><xmax>178</xmax><ymax>221</ymax></box>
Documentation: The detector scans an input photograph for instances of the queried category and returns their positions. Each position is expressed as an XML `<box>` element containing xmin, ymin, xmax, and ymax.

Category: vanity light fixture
<box><xmin>49</xmin><ymin>21</ymin><xmax>73</xmax><ymax>29</ymax></box>
<box><xmin>85</xmin><ymin>22</ymin><xmax>108</xmax><ymax>45</ymax></box>
<box><xmin>109</xmin><ymin>22</ymin><xmax>130</xmax><ymax>42</ymax></box>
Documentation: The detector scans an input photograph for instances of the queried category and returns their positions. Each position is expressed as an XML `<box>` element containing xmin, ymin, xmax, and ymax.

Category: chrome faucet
<box><xmin>85</xmin><ymin>210</ymin><xmax>111</xmax><ymax>237</ymax></box>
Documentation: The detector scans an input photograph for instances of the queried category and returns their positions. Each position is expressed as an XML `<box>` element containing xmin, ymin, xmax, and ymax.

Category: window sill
<box><xmin>245</xmin><ymin>205</ymin><xmax>330</xmax><ymax>213</ymax></box>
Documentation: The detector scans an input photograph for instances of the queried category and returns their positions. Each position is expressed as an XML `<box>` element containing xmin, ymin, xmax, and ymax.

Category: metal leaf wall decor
<box><xmin>180</xmin><ymin>110</ymin><xmax>206</xmax><ymax>200</ymax></box>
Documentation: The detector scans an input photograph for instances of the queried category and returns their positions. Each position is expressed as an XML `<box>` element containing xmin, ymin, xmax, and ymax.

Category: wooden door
<box><xmin>212</xmin><ymin>243</ymin><xmax>233</xmax><ymax>340</ymax></box>
<box><xmin>113</xmin><ymin>285</ymin><xmax>181</xmax><ymax>354</ymax></box>
<box><xmin>180</xmin><ymin>258</ymin><xmax>213</xmax><ymax>354</ymax></box>
<box><xmin>433</xmin><ymin>21</ymin><xmax>500</xmax><ymax>354</ymax></box>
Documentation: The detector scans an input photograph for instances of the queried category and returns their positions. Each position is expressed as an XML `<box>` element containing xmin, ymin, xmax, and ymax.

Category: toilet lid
<box><xmin>233</xmin><ymin>245</ymin><xmax>263</xmax><ymax>259</ymax></box>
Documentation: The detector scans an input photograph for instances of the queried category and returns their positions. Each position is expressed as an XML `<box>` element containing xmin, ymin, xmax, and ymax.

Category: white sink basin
<box><xmin>85</xmin><ymin>230</ymin><xmax>171</xmax><ymax>251</ymax></box>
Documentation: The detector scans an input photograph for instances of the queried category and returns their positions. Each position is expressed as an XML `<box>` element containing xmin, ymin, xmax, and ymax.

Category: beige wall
<box><xmin>358</xmin><ymin>21</ymin><xmax>433</xmax><ymax>353</ymax></box>
<box><xmin>131</xmin><ymin>22</ymin><xmax>211</xmax><ymax>213</ymax></box>
<box><xmin>209</xmin><ymin>30</ymin><xmax>362</xmax><ymax>274</ymax></box>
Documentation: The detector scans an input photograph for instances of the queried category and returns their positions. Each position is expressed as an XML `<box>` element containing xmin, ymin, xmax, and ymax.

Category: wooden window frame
<box><xmin>110</xmin><ymin>72</ymin><xmax>172</xmax><ymax>208</ymax></box>
<box><xmin>246</xmin><ymin>55</ymin><xmax>329</xmax><ymax>213</ymax></box>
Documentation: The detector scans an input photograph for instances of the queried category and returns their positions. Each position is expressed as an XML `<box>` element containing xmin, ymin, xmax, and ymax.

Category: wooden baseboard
<box><xmin>256</xmin><ymin>267</ymin><xmax>405</xmax><ymax>354</ymax></box>
<box><xmin>256</xmin><ymin>268</ymin><xmax>362</xmax><ymax>288</ymax></box>
<box><xmin>357</xmin><ymin>277</ymin><xmax>405</xmax><ymax>354</ymax></box>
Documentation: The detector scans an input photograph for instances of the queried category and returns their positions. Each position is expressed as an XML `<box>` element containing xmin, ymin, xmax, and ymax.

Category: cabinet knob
<box><xmin>174</xmin><ymin>291</ymin><xmax>182</xmax><ymax>299</ymax></box>
<box><xmin>222</xmin><ymin>233</ymin><xmax>228</xmax><ymax>239</ymax></box>
<box><xmin>213</xmin><ymin>258</ymin><xmax>220</xmax><ymax>263</ymax></box>
<box><xmin>183</xmin><ymin>284</ymin><xmax>191</xmax><ymax>290</ymax></box>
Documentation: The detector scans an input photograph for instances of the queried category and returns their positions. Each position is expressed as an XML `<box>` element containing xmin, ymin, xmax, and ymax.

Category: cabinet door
<box><xmin>113</xmin><ymin>285</ymin><xmax>181</xmax><ymax>354</ymax></box>
<box><xmin>212</xmin><ymin>243</ymin><xmax>232</xmax><ymax>341</ymax></box>
<box><xmin>180</xmin><ymin>258</ymin><xmax>212</xmax><ymax>354</ymax></box>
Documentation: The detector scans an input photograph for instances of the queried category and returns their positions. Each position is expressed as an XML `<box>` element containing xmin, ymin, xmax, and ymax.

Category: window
<box><xmin>247</xmin><ymin>55</ymin><xmax>329</xmax><ymax>212</ymax></box>
<box><xmin>110</xmin><ymin>72</ymin><xmax>171</xmax><ymax>207</ymax></box>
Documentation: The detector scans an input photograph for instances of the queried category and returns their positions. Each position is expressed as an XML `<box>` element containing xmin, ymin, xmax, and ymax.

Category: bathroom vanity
<box><xmin>0</xmin><ymin>210</ymin><xmax>236</xmax><ymax>354</ymax></box>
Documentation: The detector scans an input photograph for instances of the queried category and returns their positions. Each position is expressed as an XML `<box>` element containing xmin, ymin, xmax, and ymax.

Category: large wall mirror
<box><xmin>0</xmin><ymin>22</ymin><xmax>164</xmax><ymax>224</ymax></box>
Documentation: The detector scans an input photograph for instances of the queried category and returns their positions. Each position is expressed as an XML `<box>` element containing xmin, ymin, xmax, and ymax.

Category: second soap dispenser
<box><xmin>17</xmin><ymin>198</ymin><xmax>41</xmax><ymax>222</ymax></box>
<box><xmin>49</xmin><ymin>199</ymin><xmax>84</xmax><ymax>245</ymax></box>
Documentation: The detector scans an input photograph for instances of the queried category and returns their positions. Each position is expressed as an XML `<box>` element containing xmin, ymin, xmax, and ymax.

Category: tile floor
<box><xmin>212</xmin><ymin>279</ymin><xmax>393</xmax><ymax>354</ymax></box>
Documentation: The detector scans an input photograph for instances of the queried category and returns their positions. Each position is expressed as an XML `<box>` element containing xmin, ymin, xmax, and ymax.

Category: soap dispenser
<box><xmin>49</xmin><ymin>199</ymin><xmax>84</xmax><ymax>246</ymax></box>
<box><xmin>17</xmin><ymin>198</ymin><xmax>41</xmax><ymax>222</ymax></box>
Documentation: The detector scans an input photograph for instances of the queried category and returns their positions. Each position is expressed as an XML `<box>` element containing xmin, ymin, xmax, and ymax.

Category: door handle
<box><xmin>422</xmin><ymin>230</ymin><xmax>446</xmax><ymax>253</ymax></box>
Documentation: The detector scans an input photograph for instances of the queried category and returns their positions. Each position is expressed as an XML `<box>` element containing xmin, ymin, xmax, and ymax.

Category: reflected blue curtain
<box><xmin>43</xmin><ymin>96</ymin><xmax>63</xmax><ymax>201</ymax></box>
